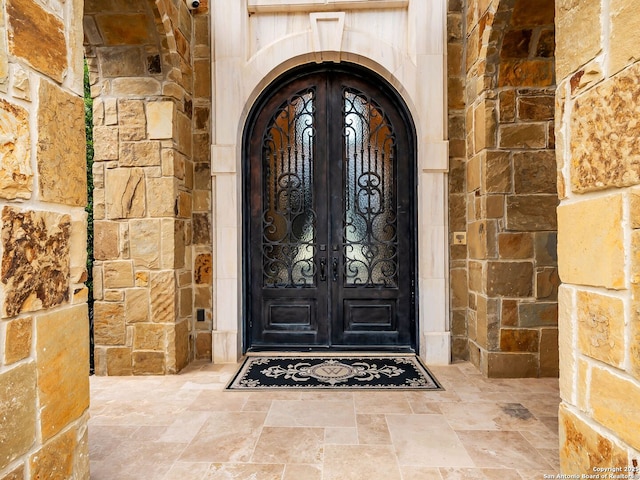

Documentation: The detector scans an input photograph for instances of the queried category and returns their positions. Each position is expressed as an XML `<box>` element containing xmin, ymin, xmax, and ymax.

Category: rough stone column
<box><xmin>86</xmin><ymin>0</ymin><xmax>209</xmax><ymax>375</ymax></box>
<box><xmin>556</xmin><ymin>0</ymin><xmax>640</xmax><ymax>471</ymax></box>
<box><xmin>0</xmin><ymin>0</ymin><xmax>90</xmax><ymax>478</ymax></box>
<box><xmin>462</xmin><ymin>0</ymin><xmax>559</xmax><ymax>378</ymax></box>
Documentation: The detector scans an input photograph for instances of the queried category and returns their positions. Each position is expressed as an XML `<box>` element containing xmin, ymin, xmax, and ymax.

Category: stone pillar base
<box><xmin>212</xmin><ymin>331</ymin><xmax>240</xmax><ymax>363</ymax></box>
<box><xmin>421</xmin><ymin>331</ymin><xmax>451</xmax><ymax>365</ymax></box>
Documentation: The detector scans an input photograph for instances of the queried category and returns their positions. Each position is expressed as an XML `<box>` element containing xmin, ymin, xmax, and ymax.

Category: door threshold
<box><xmin>245</xmin><ymin>346</ymin><xmax>416</xmax><ymax>356</ymax></box>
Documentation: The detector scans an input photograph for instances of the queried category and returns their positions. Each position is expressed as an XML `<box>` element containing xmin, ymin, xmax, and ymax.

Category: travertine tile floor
<box><xmin>89</xmin><ymin>361</ymin><xmax>560</xmax><ymax>479</ymax></box>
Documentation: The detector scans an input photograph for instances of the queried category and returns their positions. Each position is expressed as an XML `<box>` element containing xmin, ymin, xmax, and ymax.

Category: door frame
<box><xmin>241</xmin><ymin>62</ymin><xmax>419</xmax><ymax>353</ymax></box>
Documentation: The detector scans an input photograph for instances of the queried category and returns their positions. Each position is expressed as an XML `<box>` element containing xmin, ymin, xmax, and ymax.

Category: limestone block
<box><xmin>94</xmin><ymin>221</ymin><xmax>120</xmax><ymax>260</ymax></box>
<box><xmin>571</xmin><ymin>63</ymin><xmax>640</xmax><ymax>192</ymax></box>
<box><xmin>487</xmin><ymin>261</ymin><xmax>533</xmax><ymax>297</ymax></box>
<box><xmin>501</xmin><ymin>299</ymin><xmax>518</xmax><ymax>327</ymax></box>
<box><xmin>0</xmin><ymin>362</ymin><xmax>36</xmax><ymax>471</ymax></box>
<box><xmin>631</xmin><ymin>284</ymin><xmax>640</xmax><ymax>380</ymax></box>
<box><xmin>104</xmin><ymin>98</ymin><xmax>117</xmax><ymax>125</ymax></box>
<box><xmin>176</xmin><ymin>111</ymin><xmax>192</xmax><ymax>157</ymax></box>
<box><xmin>129</xmin><ymin>219</ymin><xmax>161</xmax><ymax>268</ymax></box>
<box><xmin>133</xmin><ymin>323</ymin><xmax>168</xmax><ymax>350</ymax></box>
<box><xmin>558</xmin><ymin>286</ymin><xmax>574</xmax><ymax>401</ymax></box>
<box><xmin>539</xmin><ymin>327</ymin><xmax>559</xmax><ymax>377</ymax></box>
<box><xmin>483</xmin><ymin>150</ymin><xmax>510</xmax><ymax>194</ymax></box>
<box><xmin>467</xmin><ymin>220</ymin><xmax>497</xmax><ymax>260</ymax></box>
<box><xmin>610</xmin><ymin>0</ymin><xmax>640</xmax><ymax>74</ymax></box>
<box><xmin>37</xmin><ymin>81</ymin><xmax>87</xmax><ymax>207</ymax></box>
<box><xmin>506</xmin><ymin>195</ymin><xmax>558</xmax><ymax>231</ymax></box>
<box><xmin>105</xmin><ymin>347</ymin><xmax>132</xmax><ymax>376</ymax></box>
<box><xmin>112</xmin><ymin>78</ymin><xmax>162</xmax><ymax>96</ymax></box>
<box><xmin>93</xmin><ymin>126</ymin><xmax>119</xmax><ymax>161</ymax></box>
<box><xmin>173</xmin><ymin>319</ymin><xmax>189</xmax><ymax>372</ymax></box>
<box><xmin>196</xmin><ymin>332</ymin><xmax>212</xmax><ymax>360</ymax></box>
<box><xmin>534</xmin><ymin>231</ymin><xmax>557</xmax><ymax>266</ymax></box>
<box><xmin>150</xmin><ymin>271</ymin><xmax>176</xmax><ymax>324</ymax></box>
<box><xmin>558</xmin><ymin>195</ymin><xmax>625</xmax><ymax>289</ymax></box>
<box><xmin>29</xmin><ymin>427</ymin><xmax>76</xmax><ymax>479</ymax></box>
<box><xmin>499</xmin><ymin>123</ymin><xmax>546</xmax><ymax>149</ymax></box>
<box><xmin>467</xmin><ymin>153</ymin><xmax>481</xmax><ymax>192</ymax></box>
<box><xmin>0</xmin><ymin>99</ymin><xmax>33</xmax><ymax>199</ymax></box>
<box><xmin>501</xmin><ymin>29</ymin><xmax>532</xmax><ymax>59</ymax></box>
<box><xmin>96</xmin><ymin>46</ymin><xmax>145</xmax><ymax>77</ymax></box>
<box><xmin>147</xmin><ymin>177</ymin><xmax>177</xmax><ymax>217</ymax></box>
<box><xmin>177</xmin><ymin>191</ymin><xmax>192</xmax><ymax>218</ymax></box>
<box><xmin>104</xmin><ymin>290</ymin><xmax>123</xmax><ymax>302</ymax></box>
<box><xmin>448</xmin><ymin>77</ymin><xmax>464</xmax><ymax>110</ymax></box>
<box><xmin>95</xmin><ymin>14</ymin><xmax>154</xmax><ymax>45</ymax></box>
<box><xmin>450</xmin><ymin>268</ymin><xmax>468</xmax><ymax>310</ymax></box>
<box><xmin>147</xmin><ymin>101</ymin><xmax>174</xmax><ymax>139</ymax></box>
<box><xmin>513</xmin><ymin>151</ymin><xmax>556</xmax><ymax>194</ymax></box>
<box><xmin>135</xmin><ymin>271</ymin><xmax>149</xmax><ymax>287</ymax></box>
<box><xmin>1</xmin><ymin>464</ymin><xmax>25</xmax><ymax>480</ymax></box>
<box><xmin>6</xmin><ymin>0</ymin><xmax>67</xmax><ymax>82</ymax></box>
<box><xmin>498</xmin><ymin>233</ymin><xmax>534</xmax><ymax>259</ymax></box>
<box><xmin>194</xmin><ymin>285</ymin><xmax>212</xmax><ymax>309</ymax></box>
<box><xmin>499</xmin><ymin>60</ymin><xmax>554</xmax><ymax>88</ymax></box>
<box><xmin>194</xmin><ymin>254</ymin><xmax>212</xmax><ymax>284</ymax></box>
<box><xmin>75</xmin><ymin>420</ymin><xmax>90</xmax><ymax>480</ymax></box>
<box><xmin>192</xmin><ymin>213</ymin><xmax>211</xmax><ymax>245</ymax></box>
<box><xmin>35</xmin><ymin>304</ymin><xmax>89</xmax><ymax>441</ymax></box>
<box><xmin>93</xmin><ymin>301</ymin><xmax>125</xmax><ymax>345</ymax></box>
<box><xmin>590</xmin><ymin>366</ymin><xmax>640</xmax><ymax>451</ymax></box>
<box><xmin>486</xmin><ymin>351</ymin><xmax>538</xmax><ymax>378</ymax></box>
<box><xmin>518</xmin><ymin>302</ymin><xmax>557</xmax><ymax>327</ymax></box>
<box><xmin>193</xmin><ymin>191</ymin><xmax>210</xmax><ymax>212</ymax></box>
<box><xmin>132</xmin><ymin>351</ymin><xmax>165</xmax><ymax>375</ymax></box>
<box><xmin>103</xmin><ymin>261</ymin><xmax>134</xmax><ymax>288</ymax></box>
<box><xmin>8</xmin><ymin>66</ymin><xmax>29</xmax><ymax>101</ymax></box>
<box><xmin>180</xmin><ymin>287</ymin><xmax>192</xmax><ymax>317</ymax></box>
<box><xmin>535</xmin><ymin>267</ymin><xmax>560</xmax><ymax>300</ymax></box>
<box><xmin>577</xmin><ymin>290</ymin><xmax>625</xmax><ymax>368</ymax></box>
<box><xmin>1</xmin><ymin>208</ymin><xmax>71</xmax><ymax>318</ymax></box>
<box><xmin>105</xmin><ymin>168</ymin><xmax>146</xmax><ymax>219</ymax></box>
<box><xmin>556</xmin><ymin>0</ymin><xmax>601</xmax><ymax>79</ymax></box>
<box><xmin>559</xmin><ymin>404</ymin><xmax>628</xmax><ymax>473</ymax></box>
<box><xmin>4</xmin><ymin>316</ymin><xmax>32</xmax><ymax>364</ymax></box>
<box><xmin>499</xmin><ymin>328</ymin><xmax>539</xmax><ymax>353</ymax></box>
<box><xmin>117</xmin><ymin>99</ymin><xmax>145</xmax><ymax>126</ymax></box>
<box><xmin>517</xmin><ymin>95</ymin><xmax>554</xmax><ymax>121</ymax></box>
<box><xmin>119</xmin><ymin>141</ymin><xmax>161</xmax><ymax>167</ymax></box>
<box><xmin>124</xmin><ymin>288</ymin><xmax>149</xmax><ymax>323</ymax></box>
<box><xmin>69</xmin><ymin>219</ymin><xmax>87</xmax><ymax>284</ymax></box>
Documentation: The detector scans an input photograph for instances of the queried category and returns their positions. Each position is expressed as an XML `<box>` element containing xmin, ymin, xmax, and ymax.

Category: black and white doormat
<box><xmin>226</xmin><ymin>355</ymin><xmax>442</xmax><ymax>390</ymax></box>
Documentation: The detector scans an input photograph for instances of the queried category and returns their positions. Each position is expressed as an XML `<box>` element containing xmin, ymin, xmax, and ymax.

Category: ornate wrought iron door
<box><xmin>246</xmin><ymin>66</ymin><xmax>415</xmax><ymax>350</ymax></box>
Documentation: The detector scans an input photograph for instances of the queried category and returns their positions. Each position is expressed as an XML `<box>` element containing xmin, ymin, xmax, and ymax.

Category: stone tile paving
<box><xmin>89</xmin><ymin>361</ymin><xmax>560</xmax><ymax>479</ymax></box>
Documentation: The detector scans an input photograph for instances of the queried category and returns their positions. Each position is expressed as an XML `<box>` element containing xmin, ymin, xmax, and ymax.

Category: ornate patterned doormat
<box><xmin>226</xmin><ymin>355</ymin><xmax>442</xmax><ymax>390</ymax></box>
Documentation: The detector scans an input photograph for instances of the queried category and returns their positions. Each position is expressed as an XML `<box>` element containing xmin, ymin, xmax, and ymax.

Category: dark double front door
<box><xmin>246</xmin><ymin>67</ymin><xmax>415</xmax><ymax>350</ymax></box>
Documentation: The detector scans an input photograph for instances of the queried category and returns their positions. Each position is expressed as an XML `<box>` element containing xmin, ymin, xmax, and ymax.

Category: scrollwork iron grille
<box><xmin>342</xmin><ymin>88</ymin><xmax>398</xmax><ymax>287</ymax></box>
<box><xmin>262</xmin><ymin>89</ymin><xmax>317</xmax><ymax>288</ymax></box>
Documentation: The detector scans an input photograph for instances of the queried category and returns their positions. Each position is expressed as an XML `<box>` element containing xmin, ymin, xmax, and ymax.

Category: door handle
<box><xmin>319</xmin><ymin>258</ymin><xmax>327</xmax><ymax>281</ymax></box>
<box><xmin>332</xmin><ymin>257</ymin><xmax>339</xmax><ymax>282</ymax></box>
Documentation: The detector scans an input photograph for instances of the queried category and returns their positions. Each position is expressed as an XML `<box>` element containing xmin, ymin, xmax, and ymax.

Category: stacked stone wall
<box><xmin>448</xmin><ymin>0</ymin><xmax>469</xmax><ymax>361</ymax></box>
<box><xmin>85</xmin><ymin>0</ymin><xmax>212</xmax><ymax>375</ymax></box>
<box><xmin>456</xmin><ymin>0</ymin><xmax>559</xmax><ymax>377</ymax></box>
<box><xmin>0</xmin><ymin>0</ymin><xmax>90</xmax><ymax>478</ymax></box>
<box><xmin>556</xmin><ymin>0</ymin><xmax>640</xmax><ymax>471</ymax></box>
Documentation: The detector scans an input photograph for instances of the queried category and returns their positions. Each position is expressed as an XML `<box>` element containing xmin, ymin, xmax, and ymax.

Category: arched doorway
<box><xmin>243</xmin><ymin>64</ymin><xmax>417</xmax><ymax>351</ymax></box>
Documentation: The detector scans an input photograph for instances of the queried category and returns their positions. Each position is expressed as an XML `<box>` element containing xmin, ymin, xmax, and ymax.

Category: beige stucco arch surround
<box><xmin>210</xmin><ymin>0</ymin><xmax>450</xmax><ymax>365</ymax></box>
